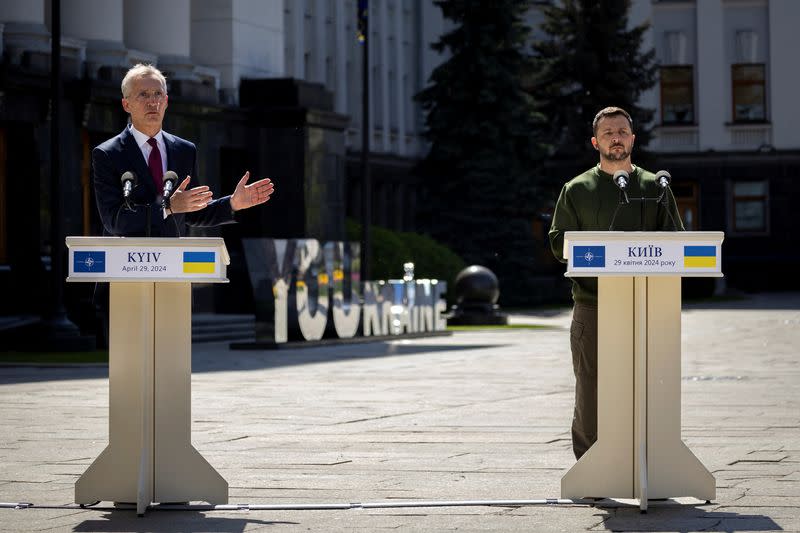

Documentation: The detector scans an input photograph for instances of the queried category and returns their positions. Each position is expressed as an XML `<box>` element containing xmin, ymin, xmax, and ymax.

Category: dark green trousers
<box><xmin>570</xmin><ymin>303</ymin><xmax>598</xmax><ymax>460</ymax></box>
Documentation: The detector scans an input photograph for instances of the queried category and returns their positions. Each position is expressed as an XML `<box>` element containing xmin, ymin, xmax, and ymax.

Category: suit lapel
<box><xmin>120</xmin><ymin>126</ymin><xmax>156</xmax><ymax>197</ymax></box>
<box><xmin>162</xmin><ymin>131</ymin><xmax>177</xmax><ymax>175</ymax></box>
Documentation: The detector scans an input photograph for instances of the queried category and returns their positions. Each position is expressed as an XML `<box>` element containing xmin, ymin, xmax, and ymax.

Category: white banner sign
<box><xmin>68</xmin><ymin>246</ymin><xmax>223</xmax><ymax>281</ymax></box>
<box><xmin>567</xmin><ymin>240</ymin><xmax>721</xmax><ymax>275</ymax></box>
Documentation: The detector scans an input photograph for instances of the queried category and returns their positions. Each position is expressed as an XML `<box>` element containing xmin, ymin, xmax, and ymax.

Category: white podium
<box><xmin>560</xmin><ymin>231</ymin><xmax>723</xmax><ymax>512</ymax></box>
<box><xmin>66</xmin><ymin>237</ymin><xmax>230</xmax><ymax>515</ymax></box>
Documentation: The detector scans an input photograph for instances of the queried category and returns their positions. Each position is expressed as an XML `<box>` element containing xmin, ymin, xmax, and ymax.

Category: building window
<box><xmin>660</xmin><ymin>66</ymin><xmax>694</xmax><ymax>125</ymax></box>
<box><xmin>732</xmin><ymin>180</ymin><xmax>768</xmax><ymax>233</ymax></box>
<box><xmin>732</xmin><ymin>64</ymin><xmax>766</xmax><ymax>122</ymax></box>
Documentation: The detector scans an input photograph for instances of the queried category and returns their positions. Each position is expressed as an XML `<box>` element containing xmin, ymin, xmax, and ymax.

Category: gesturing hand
<box><xmin>168</xmin><ymin>176</ymin><xmax>214</xmax><ymax>214</ymax></box>
<box><xmin>230</xmin><ymin>171</ymin><xmax>275</xmax><ymax>212</ymax></box>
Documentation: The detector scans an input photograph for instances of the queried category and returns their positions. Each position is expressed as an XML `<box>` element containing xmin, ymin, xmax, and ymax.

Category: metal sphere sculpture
<box><xmin>448</xmin><ymin>265</ymin><xmax>508</xmax><ymax>326</ymax></box>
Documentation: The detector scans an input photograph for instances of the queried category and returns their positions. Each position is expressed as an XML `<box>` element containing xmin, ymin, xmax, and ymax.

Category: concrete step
<box><xmin>191</xmin><ymin>313</ymin><xmax>255</xmax><ymax>343</ymax></box>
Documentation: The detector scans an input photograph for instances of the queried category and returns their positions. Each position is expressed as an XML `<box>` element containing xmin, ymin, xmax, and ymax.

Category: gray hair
<box><xmin>121</xmin><ymin>64</ymin><xmax>167</xmax><ymax>98</ymax></box>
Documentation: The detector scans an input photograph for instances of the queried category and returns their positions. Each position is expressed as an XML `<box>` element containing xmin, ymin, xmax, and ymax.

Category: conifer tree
<box><xmin>531</xmin><ymin>0</ymin><xmax>657</xmax><ymax>163</ymax></box>
<box><xmin>415</xmin><ymin>0</ymin><xmax>549</xmax><ymax>303</ymax></box>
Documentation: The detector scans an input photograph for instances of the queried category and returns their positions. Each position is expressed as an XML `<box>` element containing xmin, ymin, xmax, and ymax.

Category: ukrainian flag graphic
<box><xmin>684</xmin><ymin>246</ymin><xmax>716</xmax><ymax>268</ymax></box>
<box><xmin>183</xmin><ymin>251</ymin><xmax>216</xmax><ymax>274</ymax></box>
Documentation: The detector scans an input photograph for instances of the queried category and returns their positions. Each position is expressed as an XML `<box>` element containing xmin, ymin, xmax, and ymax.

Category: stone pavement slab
<box><xmin>0</xmin><ymin>292</ymin><xmax>798</xmax><ymax>532</ymax></box>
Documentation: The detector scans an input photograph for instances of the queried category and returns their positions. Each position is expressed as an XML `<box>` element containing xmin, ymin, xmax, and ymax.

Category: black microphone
<box><xmin>160</xmin><ymin>170</ymin><xmax>182</xmax><ymax>237</ymax></box>
<box><xmin>613</xmin><ymin>170</ymin><xmax>629</xmax><ymax>190</ymax></box>
<box><xmin>653</xmin><ymin>170</ymin><xmax>679</xmax><ymax>230</ymax></box>
<box><xmin>162</xmin><ymin>170</ymin><xmax>178</xmax><ymax>199</ymax></box>
<box><xmin>121</xmin><ymin>171</ymin><xmax>136</xmax><ymax>199</ymax></box>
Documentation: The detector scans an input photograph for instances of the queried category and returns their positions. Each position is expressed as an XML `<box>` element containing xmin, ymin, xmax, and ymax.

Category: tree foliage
<box><xmin>531</xmin><ymin>0</ymin><xmax>657</xmax><ymax>164</ymax></box>
<box><xmin>415</xmin><ymin>0</ymin><xmax>549</xmax><ymax>304</ymax></box>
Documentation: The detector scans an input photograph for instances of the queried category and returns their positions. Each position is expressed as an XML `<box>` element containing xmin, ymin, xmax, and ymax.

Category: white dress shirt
<box><xmin>128</xmin><ymin>124</ymin><xmax>170</xmax><ymax>217</ymax></box>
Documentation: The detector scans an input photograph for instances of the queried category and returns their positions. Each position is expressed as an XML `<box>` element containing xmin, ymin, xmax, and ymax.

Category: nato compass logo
<box><xmin>573</xmin><ymin>246</ymin><xmax>605</xmax><ymax>268</ymax></box>
<box><xmin>73</xmin><ymin>251</ymin><xmax>106</xmax><ymax>273</ymax></box>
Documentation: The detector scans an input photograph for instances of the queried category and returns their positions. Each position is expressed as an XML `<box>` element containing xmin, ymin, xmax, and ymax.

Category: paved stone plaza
<box><xmin>1</xmin><ymin>292</ymin><xmax>798</xmax><ymax>532</ymax></box>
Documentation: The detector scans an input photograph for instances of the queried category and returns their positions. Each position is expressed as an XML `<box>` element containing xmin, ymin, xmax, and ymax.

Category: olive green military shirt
<box><xmin>548</xmin><ymin>165</ymin><xmax>684</xmax><ymax>304</ymax></box>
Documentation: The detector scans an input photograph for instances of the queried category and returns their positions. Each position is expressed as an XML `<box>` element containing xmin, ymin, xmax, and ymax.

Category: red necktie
<box><xmin>147</xmin><ymin>137</ymin><xmax>164</xmax><ymax>192</ymax></box>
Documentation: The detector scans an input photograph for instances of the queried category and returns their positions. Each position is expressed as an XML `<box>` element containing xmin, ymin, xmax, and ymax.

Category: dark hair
<box><xmin>592</xmin><ymin>107</ymin><xmax>633</xmax><ymax>135</ymax></box>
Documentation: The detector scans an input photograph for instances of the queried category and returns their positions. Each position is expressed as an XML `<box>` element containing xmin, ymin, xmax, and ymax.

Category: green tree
<box><xmin>415</xmin><ymin>0</ymin><xmax>549</xmax><ymax>304</ymax></box>
<box><xmin>531</xmin><ymin>0</ymin><xmax>657</xmax><ymax>164</ymax></box>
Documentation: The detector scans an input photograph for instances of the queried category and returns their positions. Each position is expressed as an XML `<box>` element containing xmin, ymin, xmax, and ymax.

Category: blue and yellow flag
<box><xmin>183</xmin><ymin>251</ymin><xmax>216</xmax><ymax>274</ymax></box>
<box><xmin>683</xmin><ymin>246</ymin><xmax>716</xmax><ymax>268</ymax></box>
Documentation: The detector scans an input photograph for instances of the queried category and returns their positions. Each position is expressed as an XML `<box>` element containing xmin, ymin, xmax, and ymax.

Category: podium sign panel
<box><xmin>66</xmin><ymin>237</ymin><xmax>230</xmax><ymax>515</ymax></box>
<box><xmin>561</xmin><ymin>232</ymin><xmax>722</xmax><ymax>511</ymax></box>
<box><xmin>68</xmin><ymin>240</ymin><xmax>228</xmax><ymax>283</ymax></box>
<box><xmin>566</xmin><ymin>233</ymin><xmax>721</xmax><ymax>276</ymax></box>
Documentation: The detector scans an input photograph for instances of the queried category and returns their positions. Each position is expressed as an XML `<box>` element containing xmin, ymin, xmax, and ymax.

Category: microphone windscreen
<box><xmin>613</xmin><ymin>170</ymin><xmax>629</xmax><ymax>188</ymax></box>
<box><xmin>655</xmin><ymin>170</ymin><xmax>671</xmax><ymax>186</ymax></box>
<box><xmin>163</xmin><ymin>170</ymin><xmax>179</xmax><ymax>186</ymax></box>
<box><xmin>120</xmin><ymin>170</ymin><xmax>136</xmax><ymax>184</ymax></box>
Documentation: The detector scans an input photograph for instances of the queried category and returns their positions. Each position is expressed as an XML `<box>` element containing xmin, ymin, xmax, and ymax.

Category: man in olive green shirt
<box><xmin>549</xmin><ymin>107</ymin><xmax>683</xmax><ymax>460</ymax></box>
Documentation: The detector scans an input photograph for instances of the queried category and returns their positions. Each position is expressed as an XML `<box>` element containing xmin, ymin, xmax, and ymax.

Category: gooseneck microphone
<box><xmin>113</xmin><ymin>171</ymin><xmax>138</xmax><ymax>235</ymax></box>
<box><xmin>613</xmin><ymin>169</ymin><xmax>630</xmax><ymax>190</ymax></box>
<box><xmin>655</xmin><ymin>170</ymin><xmax>671</xmax><ymax>189</ymax></box>
<box><xmin>162</xmin><ymin>170</ymin><xmax>178</xmax><ymax>199</ymax></box>
<box><xmin>120</xmin><ymin>170</ymin><xmax>136</xmax><ymax>199</ymax></box>
<box><xmin>609</xmin><ymin>170</ymin><xmax>631</xmax><ymax>230</ymax></box>
<box><xmin>160</xmin><ymin>170</ymin><xmax>182</xmax><ymax>237</ymax></box>
<box><xmin>654</xmin><ymin>170</ymin><xmax>679</xmax><ymax>231</ymax></box>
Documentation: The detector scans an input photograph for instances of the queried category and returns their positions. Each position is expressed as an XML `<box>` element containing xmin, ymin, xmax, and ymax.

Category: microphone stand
<box><xmin>609</xmin><ymin>194</ymin><xmax>678</xmax><ymax>231</ymax></box>
<box><xmin>657</xmin><ymin>187</ymin><xmax>679</xmax><ymax>231</ymax></box>
<box><xmin>608</xmin><ymin>189</ymin><xmax>629</xmax><ymax>231</ymax></box>
<box><xmin>112</xmin><ymin>197</ymin><xmax>136</xmax><ymax>237</ymax></box>
<box><xmin>161</xmin><ymin>195</ymin><xmax>182</xmax><ymax>238</ymax></box>
<box><xmin>145</xmin><ymin>202</ymin><xmax>151</xmax><ymax>238</ymax></box>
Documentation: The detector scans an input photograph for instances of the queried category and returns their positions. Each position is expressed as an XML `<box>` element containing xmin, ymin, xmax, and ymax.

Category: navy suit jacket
<box><xmin>93</xmin><ymin>126</ymin><xmax>236</xmax><ymax>237</ymax></box>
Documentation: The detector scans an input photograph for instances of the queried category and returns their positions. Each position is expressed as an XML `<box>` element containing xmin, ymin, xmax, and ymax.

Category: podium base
<box><xmin>76</xmin><ymin>443</ymin><xmax>228</xmax><ymax>505</ymax></box>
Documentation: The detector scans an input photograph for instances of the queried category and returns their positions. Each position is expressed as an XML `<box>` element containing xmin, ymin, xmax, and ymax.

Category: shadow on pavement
<box><xmin>72</xmin><ymin>511</ymin><xmax>296</xmax><ymax>532</ymax></box>
<box><xmin>0</xmin><ymin>342</ymin><xmax>509</xmax><ymax>384</ymax></box>
<box><xmin>683</xmin><ymin>291</ymin><xmax>800</xmax><ymax>311</ymax></box>
<box><xmin>193</xmin><ymin>342</ymin><xmax>509</xmax><ymax>373</ymax></box>
<box><xmin>597</xmin><ymin>503</ymin><xmax>783</xmax><ymax>532</ymax></box>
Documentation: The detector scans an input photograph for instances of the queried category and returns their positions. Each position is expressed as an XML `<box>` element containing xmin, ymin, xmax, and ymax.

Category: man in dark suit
<box><xmin>94</xmin><ymin>63</ymin><xmax>274</xmax><ymax>237</ymax></box>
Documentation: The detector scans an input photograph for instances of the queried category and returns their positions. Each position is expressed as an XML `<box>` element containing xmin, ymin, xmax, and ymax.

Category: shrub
<box><xmin>346</xmin><ymin>219</ymin><xmax>466</xmax><ymax>286</ymax></box>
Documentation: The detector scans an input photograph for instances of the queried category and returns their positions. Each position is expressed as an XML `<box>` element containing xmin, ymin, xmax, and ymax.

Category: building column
<box><xmin>124</xmin><ymin>0</ymin><xmax>218</xmax><ymax>99</ymax></box>
<box><xmin>61</xmin><ymin>0</ymin><xmax>146</xmax><ymax>78</ymax></box>
<box><xmin>0</xmin><ymin>0</ymin><xmax>50</xmax><ymax>67</ymax></box>
<box><xmin>696</xmin><ymin>0</ymin><xmax>727</xmax><ymax>150</ymax></box>
<box><xmin>192</xmin><ymin>1</ymin><xmax>284</xmax><ymax>105</ymax></box>
<box><xmin>313</xmin><ymin>0</ymin><xmax>326</xmax><ymax>85</ymax></box>
<box><xmin>629</xmin><ymin>0</ymin><xmax>657</xmax><ymax>133</ymax></box>
<box><xmin>123</xmin><ymin>0</ymin><xmax>187</xmax><ymax>78</ymax></box>
<box><xmin>334</xmin><ymin>0</ymin><xmax>347</xmax><ymax>114</ymax></box>
<box><xmin>768</xmin><ymin>0</ymin><xmax>800</xmax><ymax>150</ymax></box>
<box><xmin>367</xmin><ymin>2</ymin><xmax>375</xmax><ymax>154</ymax></box>
<box><xmin>292</xmin><ymin>0</ymin><xmax>305</xmax><ymax>79</ymax></box>
<box><xmin>379</xmin><ymin>0</ymin><xmax>390</xmax><ymax>152</ymax></box>
<box><xmin>394</xmin><ymin>0</ymin><xmax>406</xmax><ymax>156</ymax></box>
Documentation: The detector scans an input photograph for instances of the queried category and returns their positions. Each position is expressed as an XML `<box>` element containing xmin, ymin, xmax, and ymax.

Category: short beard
<box><xmin>601</xmin><ymin>146</ymin><xmax>631</xmax><ymax>161</ymax></box>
